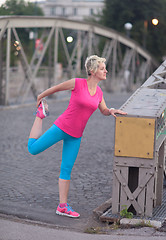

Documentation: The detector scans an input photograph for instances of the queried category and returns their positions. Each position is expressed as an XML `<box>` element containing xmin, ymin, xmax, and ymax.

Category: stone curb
<box><xmin>93</xmin><ymin>198</ymin><xmax>163</xmax><ymax>230</ymax></box>
<box><xmin>120</xmin><ymin>218</ymin><xmax>162</xmax><ymax>229</ymax></box>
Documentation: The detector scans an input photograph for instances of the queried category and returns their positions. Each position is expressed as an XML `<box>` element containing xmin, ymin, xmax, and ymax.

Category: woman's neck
<box><xmin>87</xmin><ymin>76</ymin><xmax>100</xmax><ymax>88</ymax></box>
<box><xmin>86</xmin><ymin>76</ymin><xmax>100</xmax><ymax>96</ymax></box>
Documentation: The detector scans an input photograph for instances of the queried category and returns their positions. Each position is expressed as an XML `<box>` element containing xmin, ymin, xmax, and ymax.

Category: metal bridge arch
<box><xmin>0</xmin><ymin>16</ymin><xmax>158</xmax><ymax>105</ymax></box>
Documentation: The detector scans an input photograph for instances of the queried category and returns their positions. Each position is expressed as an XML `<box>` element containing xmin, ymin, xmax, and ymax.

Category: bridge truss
<box><xmin>0</xmin><ymin>16</ymin><xmax>158</xmax><ymax>105</ymax></box>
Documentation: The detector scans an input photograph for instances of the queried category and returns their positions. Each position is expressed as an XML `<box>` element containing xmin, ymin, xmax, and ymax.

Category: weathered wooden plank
<box><xmin>137</xmin><ymin>168</ymin><xmax>147</xmax><ymax>215</ymax></box>
<box><xmin>120</xmin><ymin>166</ymin><xmax>129</xmax><ymax>210</ymax></box>
<box><xmin>145</xmin><ymin>175</ymin><xmax>154</xmax><ymax>217</ymax></box>
<box><xmin>112</xmin><ymin>168</ymin><xmax>120</xmax><ymax>214</ymax></box>
<box><xmin>114</xmin><ymin>170</ymin><xmax>143</xmax><ymax>214</ymax></box>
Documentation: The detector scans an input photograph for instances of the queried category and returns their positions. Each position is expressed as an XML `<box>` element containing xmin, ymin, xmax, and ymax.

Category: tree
<box><xmin>101</xmin><ymin>0</ymin><xmax>166</xmax><ymax>61</ymax></box>
<box><xmin>0</xmin><ymin>0</ymin><xmax>43</xmax><ymax>16</ymax></box>
<box><xmin>0</xmin><ymin>0</ymin><xmax>44</xmax><ymax>65</ymax></box>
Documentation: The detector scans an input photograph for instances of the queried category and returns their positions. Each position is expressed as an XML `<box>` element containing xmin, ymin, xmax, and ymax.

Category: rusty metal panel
<box><xmin>115</xmin><ymin>117</ymin><xmax>155</xmax><ymax>159</ymax></box>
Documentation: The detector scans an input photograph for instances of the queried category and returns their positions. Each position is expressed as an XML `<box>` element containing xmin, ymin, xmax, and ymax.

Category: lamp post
<box><xmin>143</xmin><ymin>20</ymin><xmax>148</xmax><ymax>49</ymax></box>
<box><xmin>143</xmin><ymin>18</ymin><xmax>159</xmax><ymax>49</ymax></box>
<box><xmin>124</xmin><ymin>22</ymin><xmax>133</xmax><ymax>38</ymax></box>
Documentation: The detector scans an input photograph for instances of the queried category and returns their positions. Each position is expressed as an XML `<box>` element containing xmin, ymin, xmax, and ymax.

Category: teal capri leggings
<box><xmin>28</xmin><ymin>124</ymin><xmax>81</xmax><ymax>180</ymax></box>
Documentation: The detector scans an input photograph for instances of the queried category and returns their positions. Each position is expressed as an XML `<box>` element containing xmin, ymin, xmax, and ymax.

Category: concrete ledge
<box><xmin>120</xmin><ymin>218</ymin><xmax>162</xmax><ymax>229</ymax></box>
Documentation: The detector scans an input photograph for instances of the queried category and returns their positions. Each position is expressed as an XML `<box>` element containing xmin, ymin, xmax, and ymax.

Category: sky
<box><xmin>0</xmin><ymin>0</ymin><xmax>43</xmax><ymax>6</ymax></box>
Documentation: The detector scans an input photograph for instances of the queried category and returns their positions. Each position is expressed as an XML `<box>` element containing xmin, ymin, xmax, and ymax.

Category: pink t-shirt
<box><xmin>54</xmin><ymin>78</ymin><xmax>103</xmax><ymax>138</ymax></box>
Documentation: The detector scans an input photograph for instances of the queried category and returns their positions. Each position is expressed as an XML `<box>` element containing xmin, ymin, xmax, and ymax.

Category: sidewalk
<box><xmin>0</xmin><ymin>91</ymin><xmax>166</xmax><ymax>238</ymax></box>
<box><xmin>0</xmin><ymin>215</ymin><xmax>166</xmax><ymax>240</ymax></box>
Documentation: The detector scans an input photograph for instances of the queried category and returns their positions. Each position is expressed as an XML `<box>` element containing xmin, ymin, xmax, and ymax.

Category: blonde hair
<box><xmin>85</xmin><ymin>55</ymin><xmax>106</xmax><ymax>76</ymax></box>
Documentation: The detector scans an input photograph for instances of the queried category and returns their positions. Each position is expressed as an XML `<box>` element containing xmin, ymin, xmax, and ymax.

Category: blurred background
<box><xmin>0</xmin><ymin>0</ymin><xmax>166</xmax><ymax>105</ymax></box>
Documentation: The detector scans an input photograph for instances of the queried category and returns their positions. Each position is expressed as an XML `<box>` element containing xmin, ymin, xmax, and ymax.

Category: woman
<box><xmin>28</xmin><ymin>55</ymin><xmax>127</xmax><ymax>218</ymax></box>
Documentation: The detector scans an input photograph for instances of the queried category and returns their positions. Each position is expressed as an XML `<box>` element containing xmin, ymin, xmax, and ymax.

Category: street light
<box><xmin>67</xmin><ymin>36</ymin><xmax>73</xmax><ymax>43</ymax></box>
<box><xmin>124</xmin><ymin>23</ymin><xmax>133</xmax><ymax>38</ymax></box>
<box><xmin>143</xmin><ymin>18</ymin><xmax>159</xmax><ymax>49</ymax></box>
<box><xmin>152</xmin><ymin>18</ymin><xmax>159</xmax><ymax>26</ymax></box>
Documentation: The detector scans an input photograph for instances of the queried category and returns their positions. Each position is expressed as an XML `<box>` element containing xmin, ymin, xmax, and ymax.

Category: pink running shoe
<box><xmin>56</xmin><ymin>203</ymin><xmax>80</xmax><ymax>218</ymax></box>
<box><xmin>36</xmin><ymin>99</ymin><xmax>49</xmax><ymax>119</ymax></box>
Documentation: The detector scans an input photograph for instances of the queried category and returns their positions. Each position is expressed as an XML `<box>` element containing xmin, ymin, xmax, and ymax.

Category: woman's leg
<box><xmin>29</xmin><ymin>117</ymin><xmax>43</xmax><ymax>139</ymax></box>
<box><xmin>59</xmin><ymin>136</ymin><xmax>81</xmax><ymax>203</ymax></box>
<box><xmin>56</xmin><ymin>136</ymin><xmax>81</xmax><ymax>217</ymax></box>
<box><xmin>28</xmin><ymin>124</ymin><xmax>64</xmax><ymax>155</ymax></box>
<box><xmin>59</xmin><ymin>179</ymin><xmax>70</xmax><ymax>204</ymax></box>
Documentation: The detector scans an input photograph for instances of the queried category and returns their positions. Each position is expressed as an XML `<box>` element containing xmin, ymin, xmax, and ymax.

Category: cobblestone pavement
<box><xmin>0</xmin><ymin>91</ymin><xmax>148</xmax><ymax>232</ymax></box>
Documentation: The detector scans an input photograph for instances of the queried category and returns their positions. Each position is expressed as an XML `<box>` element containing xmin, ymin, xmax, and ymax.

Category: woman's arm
<box><xmin>37</xmin><ymin>78</ymin><xmax>75</xmax><ymax>106</ymax></box>
<box><xmin>98</xmin><ymin>97</ymin><xmax>127</xmax><ymax>117</ymax></box>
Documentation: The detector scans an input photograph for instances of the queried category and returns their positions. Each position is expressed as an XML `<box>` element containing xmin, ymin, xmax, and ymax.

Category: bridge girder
<box><xmin>0</xmin><ymin>16</ymin><xmax>158</xmax><ymax>105</ymax></box>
